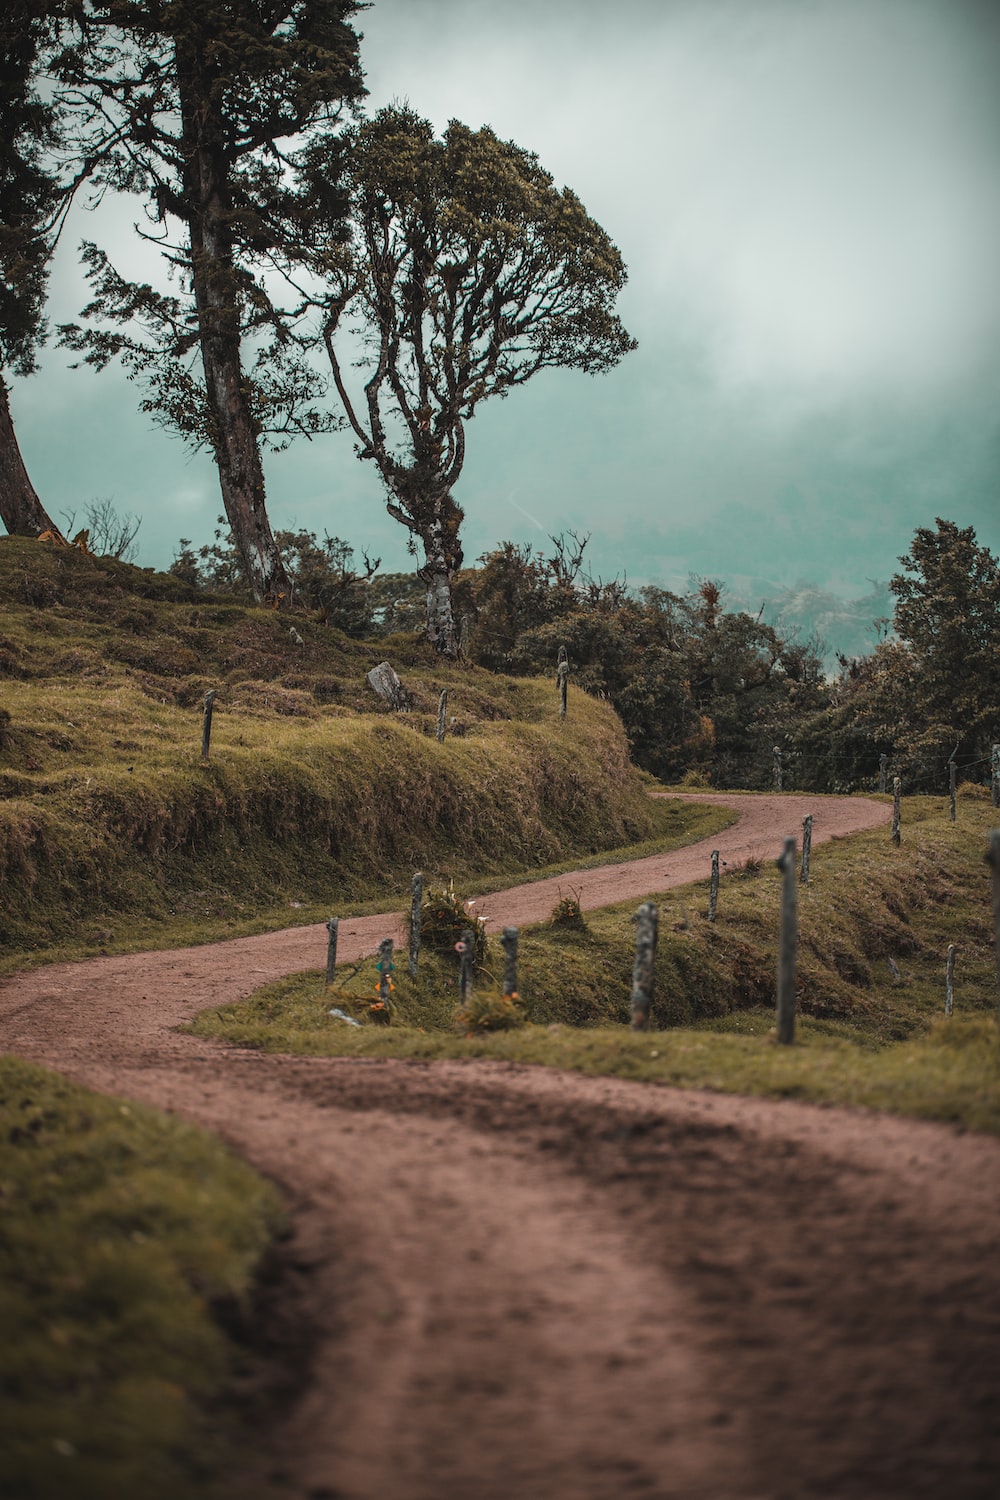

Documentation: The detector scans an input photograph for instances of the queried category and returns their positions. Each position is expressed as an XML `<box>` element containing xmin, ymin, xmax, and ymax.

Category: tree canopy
<box><xmin>300</xmin><ymin>105</ymin><xmax>637</xmax><ymax>653</ymax></box>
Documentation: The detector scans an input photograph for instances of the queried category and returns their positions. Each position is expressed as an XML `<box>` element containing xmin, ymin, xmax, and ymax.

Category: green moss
<box><xmin>0</xmin><ymin>1058</ymin><xmax>283</xmax><ymax>1499</ymax></box>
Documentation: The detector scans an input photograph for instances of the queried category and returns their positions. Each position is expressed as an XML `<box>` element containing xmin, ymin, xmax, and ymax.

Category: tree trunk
<box><xmin>0</xmin><ymin>376</ymin><xmax>63</xmax><ymax>539</ymax></box>
<box><xmin>415</xmin><ymin>497</ymin><xmax>462</xmax><ymax>656</ymax></box>
<box><xmin>175</xmin><ymin>49</ymin><xmax>290</xmax><ymax>606</ymax></box>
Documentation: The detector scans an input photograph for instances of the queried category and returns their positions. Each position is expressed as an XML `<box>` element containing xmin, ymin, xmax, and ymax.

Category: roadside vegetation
<box><xmin>0</xmin><ymin>1058</ymin><xmax>283</xmax><ymax>1500</ymax></box>
<box><xmin>193</xmin><ymin>791</ymin><xmax>1000</xmax><ymax>1134</ymax></box>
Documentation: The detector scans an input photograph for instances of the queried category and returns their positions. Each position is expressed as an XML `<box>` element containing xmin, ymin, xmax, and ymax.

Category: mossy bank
<box><xmin>0</xmin><ymin>536</ymin><xmax>661</xmax><ymax>968</ymax></box>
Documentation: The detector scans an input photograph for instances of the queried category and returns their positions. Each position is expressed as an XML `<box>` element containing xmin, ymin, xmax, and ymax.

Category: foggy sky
<box><xmin>12</xmin><ymin>0</ymin><xmax>1000</xmax><ymax>603</ymax></box>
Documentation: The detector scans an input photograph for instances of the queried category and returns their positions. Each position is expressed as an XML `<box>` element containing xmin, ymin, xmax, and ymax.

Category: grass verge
<box><xmin>0</xmin><ymin>1059</ymin><xmax>284</xmax><ymax>1500</ymax></box>
<box><xmin>191</xmin><ymin>792</ymin><xmax>1000</xmax><ymax>1133</ymax></box>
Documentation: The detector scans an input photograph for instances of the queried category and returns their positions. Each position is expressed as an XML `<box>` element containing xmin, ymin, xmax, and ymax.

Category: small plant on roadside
<box><xmin>733</xmin><ymin>850</ymin><xmax>765</xmax><ymax>879</ymax></box>
<box><xmin>455</xmin><ymin>989</ymin><xmax>526</xmax><ymax>1035</ymax></box>
<box><xmin>416</xmin><ymin>880</ymin><xmax>488</xmax><ymax>962</ymax></box>
<box><xmin>550</xmin><ymin>888</ymin><xmax>587</xmax><ymax>930</ymax></box>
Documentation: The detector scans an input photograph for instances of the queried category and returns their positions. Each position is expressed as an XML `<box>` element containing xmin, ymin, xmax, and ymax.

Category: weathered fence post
<box><xmin>501</xmin><ymin>927</ymin><xmax>519</xmax><ymax>999</ymax></box>
<box><xmin>325</xmin><ymin>917</ymin><xmax>339</xmax><ymax>986</ymax></box>
<box><xmin>776</xmin><ymin>836</ymin><xmax>798</xmax><ymax>1045</ymax></box>
<box><xmin>987</xmin><ymin>830</ymin><xmax>1000</xmax><ymax>1017</ymax></box>
<box><xmin>409</xmin><ymin>872</ymin><xmax>423</xmax><ymax>978</ymax></box>
<box><xmin>458</xmin><ymin>927</ymin><xmax>475</xmax><ymax>1006</ymax></box>
<box><xmin>630</xmin><ymin>902</ymin><xmax>659</xmax><ymax>1032</ymax></box>
<box><xmin>556</xmin><ymin>645</ymin><xmax>569</xmax><ymax>719</ymax></box>
<box><xmin>945</xmin><ymin>943</ymin><xmax>956</xmax><ymax>1017</ymax></box>
<box><xmin>201</xmin><ymin>689</ymin><xmax>216</xmax><ymax>761</ymax></box>
<box><xmin>772</xmin><ymin>745</ymin><xmax>783</xmax><ymax>793</ymax></box>
<box><xmin>992</xmin><ymin>745</ymin><xmax>999</xmax><ymax>809</ymax></box>
<box><xmin>800</xmin><ymin>814</ymin><xmax>813</xmax><ymax>885</ymax></box>
<box><xmin>436</xmin><ymin>690</ymin><xmax>447</xmax><ymax>743</ymax></box>
<box><xmin>892</xmin><ymin>776</ymin><xmax>902</xmax><ymax>846</ymax></box>
<box><xmin>708</xmin><ymin>849</ymin><xmax>720</xmax><ymax>922</ymax></box>
<box><xmin>879</xmin><ymin>754</ymin><xmax>888</xmax><ymax>795</ymax></box>
<box><xmin>377</xmin><ymin>937</ymin><xmax>394</xmax><ymax>1007</ymax></box>
<box><xmin>949</xmin><ymin>757</ymin><xmax>957</xmax><ymax>824</ymax></box>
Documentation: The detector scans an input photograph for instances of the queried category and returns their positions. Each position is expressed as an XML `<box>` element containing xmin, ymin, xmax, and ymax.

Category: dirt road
<box><xmin>2</xmin><ymin>792</ymin><xmax>998</xmax><ymax>1498</ymax></box>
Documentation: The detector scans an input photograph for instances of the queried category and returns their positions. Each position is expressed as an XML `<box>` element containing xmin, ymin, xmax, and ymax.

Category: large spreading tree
<box><xmin>54</xmin><ymin>0</ymin><xmax>364</xmax><ymax>602</ymax></box>
<box><xmin>298</xmin><ymin>106</ymin><xmax>637</xmax><ymax>654</ymax></box>
<box><xmin>0</xmin><ymin>0</ymin><xmax>69</xmax><ymax>540</ymax></box>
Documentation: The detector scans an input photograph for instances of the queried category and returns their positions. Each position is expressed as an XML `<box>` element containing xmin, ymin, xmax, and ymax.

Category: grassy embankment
<box><xmin>0</xmin><ymin>534</ymin><xmax>731</xmax><ymax>974</ymax></box>
<box><xmin>0</xmin><ymin>1057</ymin><xmax>283</xmax><ymax>1500</ymax></box>
<box><xmin>194</xmin><ymin>791</ymin><xmax>1000</xmax><ymax>1134</ymax></box>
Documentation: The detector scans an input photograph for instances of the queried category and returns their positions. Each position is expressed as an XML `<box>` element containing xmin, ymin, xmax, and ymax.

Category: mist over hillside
<box><xmin>724</xmin><ymin>579</ymin><xmax>893</xmax><ymax>671</ymax></box>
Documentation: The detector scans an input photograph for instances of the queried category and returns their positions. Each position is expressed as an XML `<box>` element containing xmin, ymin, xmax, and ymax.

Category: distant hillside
<box><xmin>727</xmin><ymin>579</ymin><xmax>893</xmax><ymax>670</ymax></box>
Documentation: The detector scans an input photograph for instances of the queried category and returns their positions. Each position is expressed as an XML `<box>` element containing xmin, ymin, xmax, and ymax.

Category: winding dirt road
<box><xmin>2</xmin><ymin>793</ymin><xmax>999</xmax><ymax>1498</ymax></box>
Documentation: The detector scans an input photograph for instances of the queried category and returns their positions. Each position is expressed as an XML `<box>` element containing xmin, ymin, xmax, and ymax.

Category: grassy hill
<box><xmin>0</xmin><ymin>535</ymin><xmax>722</xmax><ymax>970</ymax></box>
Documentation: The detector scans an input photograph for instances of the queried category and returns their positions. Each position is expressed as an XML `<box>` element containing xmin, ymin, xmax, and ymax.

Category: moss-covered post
<box><xmin>201</xmin><ymin>689</ymin><xmax>216</xmax><ymax>761</ymax></box>
<box><xmin>945</xmin><ymin>943</ymin><xmax>956</xmax><ymax>1016</ymax></box>
<box><xmin>630</xmin><ymin>902</ymin><xmax>658</xmax><ymax>1032</ymax></box>
<box><xmin>458</xmin><ymin>927</ymin><xmax>475</xmax><ymax>1006</ymax></box>
<box><xmin>800</xmin><ymin>814</ymin><xmax>813</xmax><ymax>884</ymax></box>
<box><xmin>408</xmin><ymin>872</ymin><xmax>423</xmax><ymax>978</ymax></box>
<box><xmin>325</xmin><ymin>917</ymin><xmax>339</xmax><ymax>986</ymax></box>
<box><xmin>501</xmin><ymin>927</ymin><xmax>519</xmax><ymax>999</ymax></box>
<box><xmin>772</xmin><ymin>745</ymin><xmax>783</xmax><ymax>793</ymax></box>
<box><xmin>377</xmin><ymin>937</ymin><xmax>394</xmax><ymax>1006</ymax></box>
<box><xmin>949</xmin><ymin>757</ymin><xmax>957</xmax><ymax>823</ymax></box>
<box><xmin>879</xmin><ymin>754</ymin><xmax>888</xmax><ymax>795</ymax></box>
<box><xmin>708</xmin><ymin>849</ymin><xmax>720</xmax><ymax>922</ymax></box>
<box><xmin>776</xmin><ymin>836</ymin><xmax>797</xmax><ymax>1045</ymax></box>
<box><xmin>892</xmin><ymin>777</ymin><xmax>902</xmax><ymax>846</ymax></box>
<box><xmin>556</xmin><ymin>645</ymin><xmax>569</xmax><ymax>719</ymax></box>
<box><xmin>987</xmin><ymin>830</ymin><xmax>1000</xmax><ymax>1016</ymax></box>
<box><xmin>436</xmin><ymin>690</ymin><xmax>447</xmax><ymax>743</ymax></box>
<box><xmin>991</xmin><ymin>745</ymin><xmax>999</xmax><ymax>809</ymax></box>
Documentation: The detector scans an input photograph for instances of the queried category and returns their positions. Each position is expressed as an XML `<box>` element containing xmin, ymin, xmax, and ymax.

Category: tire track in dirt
<box><xmin>2</xmin><ymin>792</ymin><xmax>999</xmax><ymax>1498</ymax></box>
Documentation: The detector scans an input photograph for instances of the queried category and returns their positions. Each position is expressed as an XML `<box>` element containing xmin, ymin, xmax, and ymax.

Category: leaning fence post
<box><xmin>708</xmin><ymin>849</ymin><xmax>720</xmax><ymax>922</ymax></box>
<box><xmin>772</xmin><ymin>745</ymin><xmax>783</xmax><ymax>793</ymax></box>
<box><xmin>992</xmin><ymin>745</ymin><xmax>999</xmax><ymax>809</ymax></box>
<box><xmin>892</xmin><ymin>777</ymin><xmax>902</xmax><ymax>846</ymax></box>
<box><xmin>945</xmin><ymin>943</ymin><xmax>956</xmax><ymax>1017</ymax></box>
<box><xmin>436</xmin><ymin>690</ymin><xmax>447</xmax><ymax>743</ymax></box>
<box><xmin>325</xmin><ymin>917</ymin><xmax>339</xmax><ymax>986</ymax></box>
<box><xmin>556</xmin><ymin>645</ymin><xmax>569</xmax><ymax>718</ymax></box>
<box><xmin>987</xmin><ymin>830</ymin><xmax>1000</xmax><ymax>1018</ymax></box>
<box><xmin>201</xmin><ymin>689</ymin><xmax>216</xmax><ymax>762</ymax></box>
<box><xmin>630</xmin><ymin>902</ymin><xmax>659</xmax><ymax>1032</ymax></box>
<box><xmin>879</xmin><ymin>754</ymin><xmax>888</xmax><ymax>795</ymax></box>
<box><xmin>458</xmin><ymin>927</ymin><xmax>475</xmax><ymax>1005</ymax></box>
<box><xmin>501</xmin><ymin>927</ymin><xmax>519</xmax><ymax>999</ymax></box>
<box><xmin>776</xmin><ymin>836</ymin><xmax>798</xmax><ymax>1045</ymax></box>
<box><xmin>409</xmin><ymin>871</ymin><xmax>423</xmax><ymax>978</ymax></box>
<box><xmin>800</xmin><ymin>814</ymin><xmax>813</xmax><ymax>885</ymax></box>
<box><xmin>949</xmin><ymin>757</ymin><xmax>957</xmax><ymax>823</ymax></box>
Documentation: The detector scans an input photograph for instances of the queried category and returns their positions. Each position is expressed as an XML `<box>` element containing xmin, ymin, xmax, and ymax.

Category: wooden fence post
<box><xmin>201</xmin><ymin>689</ymin><xmax>216</xmax><ymax>762</ymax></box>
<box><xmin>945</xmin><ymin>943</ymin><xmax>956</xmax><ymax>1016</ymax></box>
<box><xmin>992</xmin><ymin>745</ymin><xmax>999</xmax><ymax>809</ymax></box>
<box><xmin>377</xmin><ymin>937</ymin><xmax>394</xmax><ymax>1007</ymax></box>
<box><xmin>556</xmin><ymin>645</ymin><xmax>569</xmax><ymax>719</ymax></box>
<box><xmin>772</xmin><ymin>745</ymin><xmax>783</xmax><ymax>793</ymax></box>
<box><xmin>325</xmin><ymin>917</ymin><xmax>339</xmax><ymax>986</ymax></box>
<box><xmin>630</xmin><ymin>902</ymin><xmax>659</xmax><ymax>1032</ymax></box>
<box><xmin>879</xmin><ymin>754</ymin><xmax>888</xmax><ymax>795</ymax></box>
<box><xmin>458</xmin><ymin>928</ymin><xmax>475</xmax><ymax>1005</ymax></box>
<box><xmin>949</xmin><ymin>757</ymin><xmax>957</xmax><ymax>823</ymax></box>
<box><xmin>800</xmin><ymin>814</ymin><xmax>813</xmax><ymax>885</ymax></box>
<box><xmin>501</xmin><ymin>927</ymin><xmax>519</xmax><ymax>999</ymax></box>
<box><xmin>409</xmin><ymin>872</ymin><xmax>423</xmax><ymax>978</ymax></box>
<box><xmin>776</xmin><ymin>836</ymin><xmax>798</xmax><ymax>1045</ymax></box>
<box><xmin>708</xmin><ymin>849</ymin><xmax>720</xmax><ymax>922</ymax></box>
<box><xmin>436</xmin><ymin>690</ymin><xmax>447</xmax><ymax>743</ymax></box>
<box><xmin>892</xmin><ymin>776</ymin><xmax>902</xmax><ymax>846</ymax></box>
<box><xmin>987</xmin><ymin>830</ymin><xmax>1000</xmax><ymax>1017</ymax></box>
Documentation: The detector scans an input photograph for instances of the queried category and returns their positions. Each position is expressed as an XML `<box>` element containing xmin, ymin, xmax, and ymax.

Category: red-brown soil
<box><xmin>2</xmin><ymin>793</ymin><xmax>998</xmax><ymax>1499</ymax></box>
